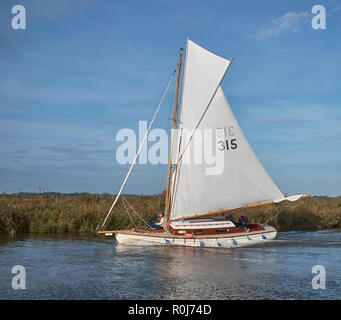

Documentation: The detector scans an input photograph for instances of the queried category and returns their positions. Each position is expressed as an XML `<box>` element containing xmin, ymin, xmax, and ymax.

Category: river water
<box><xmin>0</xmin><ymin>230</ymin><xmax>340</xmax><ymax>300</ymax></box>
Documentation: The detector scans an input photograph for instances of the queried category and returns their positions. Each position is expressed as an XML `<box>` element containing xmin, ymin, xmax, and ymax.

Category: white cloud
<box><xmin>256</xmin><ymin>11</ymin><xmax>310</xmax><ymax>39</ymax></box>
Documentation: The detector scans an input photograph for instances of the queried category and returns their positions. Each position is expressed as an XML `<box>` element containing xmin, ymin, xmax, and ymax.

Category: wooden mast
<box><xmin>164</xmin><ymin>51</ymin><xmax>182</xmax><ymax>226</ymax></box>
<box><xmin>166</xmin><ymin>127</ymin><xmax>182</xmax><ymax>229</ymax></box>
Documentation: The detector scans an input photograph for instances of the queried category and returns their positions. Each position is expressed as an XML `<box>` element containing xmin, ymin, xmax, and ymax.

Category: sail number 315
<box><xmin>218</xmin><ymin>139</ymin><xmax>237</xmax><ymax>151</ymax></box>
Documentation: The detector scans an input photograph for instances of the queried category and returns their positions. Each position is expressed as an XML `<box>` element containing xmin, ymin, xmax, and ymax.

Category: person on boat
<box><xmin>147</xmin><ymin>212</ymin><xmax>164</xmax><ymax>229</ymax></box>
<box><xmin>238</xmin><ymin>213</ymin><xmax>249</xmax><ymax>228</ymax></box>
<box><xmin>155</xmin><ymin>212</ymin><xmax>164</xmax><ymax>227</ymax></box>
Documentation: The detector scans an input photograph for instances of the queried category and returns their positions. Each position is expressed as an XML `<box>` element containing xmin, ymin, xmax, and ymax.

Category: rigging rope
<box><xmin>99</xmin><ymin>68</ymin><xmax>177</xmax><ymax>229</ymax></box>
<box><xmin>121</xmin><ymin>197</ymin><xmax>137</xmax><ymax>228</ymax></box>
<box><xmin>264</xmin><ymin>197</ymin><xmax>304</xmax><ymax>225</ymax></box>
<box><xmin>264</xmin><ymin>201</ymin><xmax>286</xmax><ymax>224</ymax></box>
<box><xmin>121</xmin><ymin>196</ymin><xmax>155</xmax><ymax>231</ymax></box>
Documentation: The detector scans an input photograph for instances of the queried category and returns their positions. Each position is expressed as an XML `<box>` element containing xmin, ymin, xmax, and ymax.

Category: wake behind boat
<box><xmin>97</xmin><ymin>39</ymin><xmax>309</xmax><ymax>247</ymax></box>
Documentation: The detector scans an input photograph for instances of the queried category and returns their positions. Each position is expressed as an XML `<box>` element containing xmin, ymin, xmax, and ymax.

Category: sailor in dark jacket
<box><xmin>238</xmin><ymin>213</ymin><xmax>249</xmax><ymax>228</ymax></box>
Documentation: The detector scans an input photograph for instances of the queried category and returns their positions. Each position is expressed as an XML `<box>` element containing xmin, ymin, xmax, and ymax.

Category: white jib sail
<box><xmin>170</xmin><ymin>40</ymin><xmax>287</xmax><ymax>221</ymax></box>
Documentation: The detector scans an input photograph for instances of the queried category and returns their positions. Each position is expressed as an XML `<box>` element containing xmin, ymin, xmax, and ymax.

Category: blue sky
<box><xmin>0</xmin><ymin>0</ymin><xmax>340</xmax><ymax>196</ymax></box>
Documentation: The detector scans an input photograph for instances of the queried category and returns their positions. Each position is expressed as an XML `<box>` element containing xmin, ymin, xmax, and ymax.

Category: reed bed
<box><xmin>0</xmin><ymin>194</ymin><xmax>340</xmax><ymax>234</ymax></box>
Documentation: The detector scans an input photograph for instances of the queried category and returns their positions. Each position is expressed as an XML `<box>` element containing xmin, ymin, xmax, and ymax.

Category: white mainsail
<box><xmin>169</xmin><ymin>39</ymin><xmax>300</xmax><ymax>222</ymax></box>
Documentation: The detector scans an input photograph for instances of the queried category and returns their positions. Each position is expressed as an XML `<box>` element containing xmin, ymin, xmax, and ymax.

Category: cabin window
<box><xmin>194</xmin><ymin>230</ymin><xmax>203</xmax><ymax>234</ymax></box>
<box><xmin>215</xmin><ymin>229</ymin><xmax>228</xmax><ymax>232</ymax></box>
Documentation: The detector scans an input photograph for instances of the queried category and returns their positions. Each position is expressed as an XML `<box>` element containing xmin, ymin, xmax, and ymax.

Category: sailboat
<box><xmin>97</xmin><ymin>39</ymin><xmax>309</xmax><ymax>248</ymax></box>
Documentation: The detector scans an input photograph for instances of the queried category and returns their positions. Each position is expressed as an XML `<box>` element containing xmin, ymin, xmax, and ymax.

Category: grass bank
<box><xmin>0</xmin><ymin>194</ymin><xmax>340</xmax><ymax>234</ymax></box>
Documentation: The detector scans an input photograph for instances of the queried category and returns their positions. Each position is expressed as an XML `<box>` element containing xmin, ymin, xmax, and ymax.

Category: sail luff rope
<box><xmin>100</xmin><ymin>69</ymin><xmax>177</xmax><ymax>229</ymax></box>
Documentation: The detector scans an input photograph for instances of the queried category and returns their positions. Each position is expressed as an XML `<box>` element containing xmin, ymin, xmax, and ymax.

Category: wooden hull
<box><xmin>115</xmin><ymin>225</ymin><xmax>277</xmax><ymax>248</ymax></box>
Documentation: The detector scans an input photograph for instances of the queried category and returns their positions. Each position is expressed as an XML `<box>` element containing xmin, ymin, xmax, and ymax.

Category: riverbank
<box><xmin>0</xmin><ymin>194</ymin><xmax>340</xmax><ymax>234</ymax></box>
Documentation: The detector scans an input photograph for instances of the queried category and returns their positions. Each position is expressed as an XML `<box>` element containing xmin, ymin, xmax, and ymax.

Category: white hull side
<box><xmin>115</xmin><ymin>230</ymin><xmax>277</xmax><ymax>248</ymax></box>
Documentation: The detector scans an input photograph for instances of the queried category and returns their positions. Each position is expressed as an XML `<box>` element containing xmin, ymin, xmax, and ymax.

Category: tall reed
<box><xmin>0</xmin><ymin>194</ymin><xmax>340</xmax><ymax>234</ymax></box>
